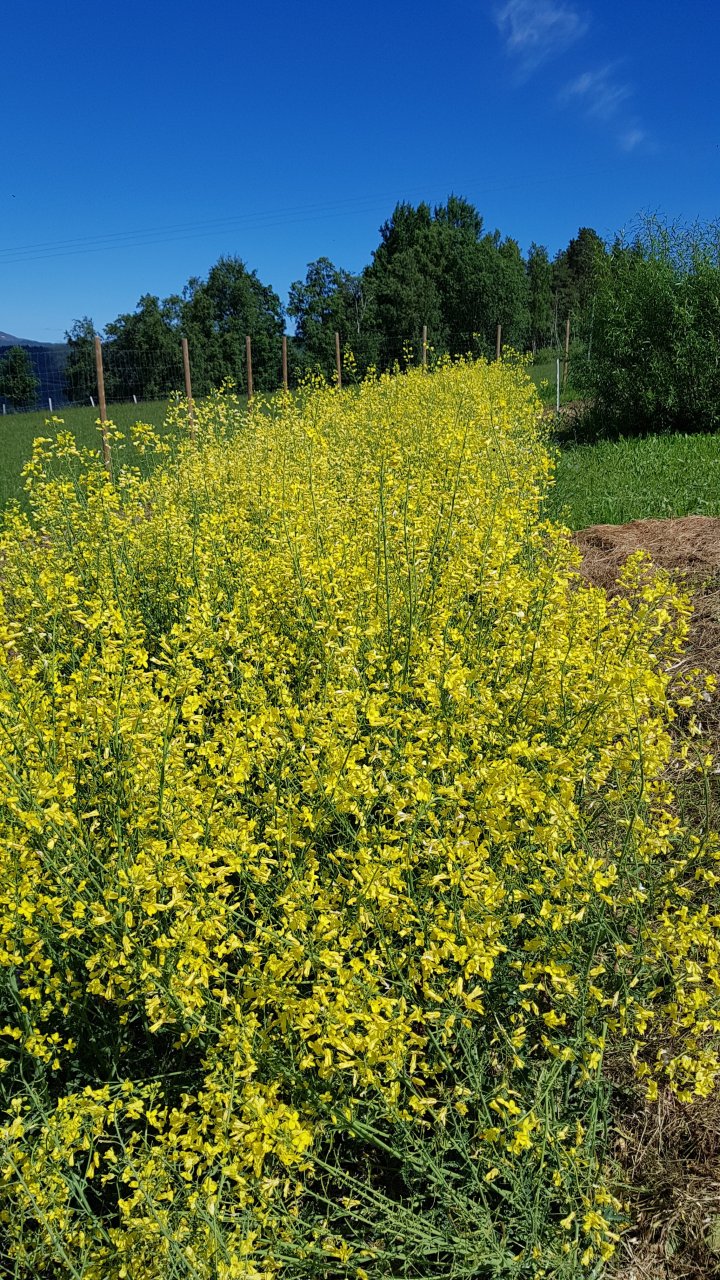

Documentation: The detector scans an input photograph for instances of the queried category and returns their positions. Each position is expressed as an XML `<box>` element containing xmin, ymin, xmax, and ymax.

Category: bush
<box><xmin>1</xmin><ymin>364</ymin><xmax>719</xmax><ymax>1277</ymax></box>
<box><xmin>0</xmin><ymin>345</ymin><xmax>39</xmax><ymax>409</ymax></box>
<box><xmin>579</xmin><ymin>217</ymin><xmax>720</xmax><ymax>438</ymax></box>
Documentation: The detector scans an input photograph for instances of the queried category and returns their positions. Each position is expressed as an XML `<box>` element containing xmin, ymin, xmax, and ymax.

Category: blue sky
<box><xmin>1</xmin><ymin>0</ymin><xmax>718</xmax><ymax>341</ymax></box>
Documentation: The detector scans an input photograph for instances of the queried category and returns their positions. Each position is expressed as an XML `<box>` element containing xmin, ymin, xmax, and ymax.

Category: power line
<box><xmin>0</xmin><ymin>193</ymin><xmax>401</xmax><ymax>260</ymax></box>
<box><xmin>0</xmin><ymin>165</ymin><xmax>623</xmax><ymax>268</ymax></box>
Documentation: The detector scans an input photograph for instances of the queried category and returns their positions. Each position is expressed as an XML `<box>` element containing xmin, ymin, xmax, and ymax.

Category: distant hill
<box><xmin>0</xmin><ymin>332</ymin><xmax>71</xmax><ymax>409</ymax></box>
<box><xmin>0</xmin><ymin>330</ymin><xmax>46</xmax><ymax>347</ymax></box>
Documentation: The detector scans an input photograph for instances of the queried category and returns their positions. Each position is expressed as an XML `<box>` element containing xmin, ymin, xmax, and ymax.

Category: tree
<box><xmin>365</xmin><ymin>201</ymin><xmax>441</xmax><ymax>365</ymax></box>
<box><xmin>433</xmin><ymin>193</ymin><xmax>484</xmax><ymax>238</ymax></box>
<box><xmin>430</xmin><ymin>202</ymin><xmax>490</xmax><ymax>355</ymax></box>
<box><xmin>527</xmin><ymin>244</ymin><xmax>553</xmax><ymax>352</ymax></box>
<box><xmin>374</xmin><ymin>201</ymin><xmax>434</xmax><ymax>262</ymax></box>
<box><xmin>565</xmin><ymin>227</ymin><xmax>606</xmax><ymax>315</ymax></box>
<box><xmin>581</xmin><ymin>218</ymin><xmax>720</xmax><ymax>437</ymax></box>
<box><xmin>367</xmin><ymin>196</ymin><xmax>498</xmax><ymax>364</ymax></box>
<box><xmin>181</xmin><ymin>257</ymin><xmax>284</xmax><ymax>394</ymax></box>
<box><xmin>103</xmin><ymin>294</ymin><xmax>183</xmax><ymax>400</ymax></box>
<box><xmin>64</xmin><ymin>317</ymin><xmax>98</xmax><ymax>404</ymax></box>
<box><xmin>288</xmin><ymin>258</ymin><xmax>372</xmax><ymax>380</ymax></box>
<box><xmin>365</xmin><ymin>196</ymin><xmax>529</xmax><ymax>365</ymax></box>
<box><xmin>0</xmin><ymin>346</ymin><xmax>39</xmax><ymax>408</ymax></box>
<box><xmin>552</xmin><ymin>227</ymin><xmax>606</xmax><ymax>343</ymax></box>
<box><xmin>497</xmin><ymin>238</ymin><xmax>529</xmax><ymax>349</ymax></box>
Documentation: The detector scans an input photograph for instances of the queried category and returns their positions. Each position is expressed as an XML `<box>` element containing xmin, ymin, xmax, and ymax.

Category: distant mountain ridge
<box><xmin>0</xmin><ymin>331</ymin><xmax>71</xmax><ymax>409</ymax></box>
<box><xmin>0</xmin><ymin>330</ymin><xmax>47</xmax><ymax>347</ymax></box>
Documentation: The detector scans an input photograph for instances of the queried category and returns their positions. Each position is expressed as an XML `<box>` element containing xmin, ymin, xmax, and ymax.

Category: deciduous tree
<box><xmin>0</xmin><ymin>345</ymin><xmax>39</xmax><ymax>408</ymax></box>
<box><xmin>182</xmin><ymin>257</ymin><xmax>284</xmax><ymax>394</ymax></box>
<box><xmin>103</xmin><ymin>294</ymin><xmax>183</xmax><ymax>400</ymax></box>
<box><xmin>527</xmin><ymin>244</ymin><xmax>553</xmax><ymax>352</ymax></box>
<box><xmin>64</xmin><ymin>318</ymin><xmax>98</xmax><ymax>404</ymax></box>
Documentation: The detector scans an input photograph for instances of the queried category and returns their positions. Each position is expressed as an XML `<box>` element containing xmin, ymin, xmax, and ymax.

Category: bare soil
<box><xmin>573</xmin><ymin>516</ymin><xmax>720</xmax><ymax>1279</ymax></box>
<box><xmin>609</xmin><ymin>1077</ymin><xmax>720</xmax><ymax>1279</ymax></box>
<box><xmin>574</xmin><ymin>516</ymin><xmax>720</xmax><ymax>687</ymax></box>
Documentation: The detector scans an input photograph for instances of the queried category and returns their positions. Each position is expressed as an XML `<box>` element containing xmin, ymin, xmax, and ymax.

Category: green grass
<box><xmin>0</xmin><ymin>399</ymin><xmax>172</xmax><ymax>510</ymax></box>
<box><xmin>547</xmin><ymin>430</ymin><xmax>720</xmax><ymax>530</ymax></box>
<box><xmin>527</xmin><ymin>353</ymin><xmax>580</xmax><ymax>406</ymax></box>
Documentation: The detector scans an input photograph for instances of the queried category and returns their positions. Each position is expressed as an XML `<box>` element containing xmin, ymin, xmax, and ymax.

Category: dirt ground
<box><xmin>574</xmin><ymin>515</ymin><xmax>720</xmax><ymax>687</ymax></box>
<box><xmin>572</xmin><ymin>516</ymin><xmax>720</xmax><ymax>1279</ymax></box>
<box><xmin>574</xmin><ymin>515</ymin><xmax>720</xmax><ymax>585</ymax></box>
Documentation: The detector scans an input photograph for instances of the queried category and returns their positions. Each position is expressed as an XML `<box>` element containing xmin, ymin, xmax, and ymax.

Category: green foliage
<box><xmin>552</xmin><ymin>228</ymin><xmax>606</xmax><ymax>344</ymax></box>
<box><xmin>64</xmin><ymin>317</ymin><xmax>99</xmax><ymax>403</ymax></box>
<box><xmin>528</xmin><ymin>347</ymin><xmax>583</xmax><ymax>408</ymax></box>
<box><xmin>104</xmin><ymin>294</ymin><xmax>184</xmax><ymax>399</ymax></box>
<box><xmin>547</xmin><ymin>429</ymin><xmax>720</xmax><ymax>529</ymax></box>
<box><xmin>291</xmin><ymin>196</ymin><xmax>538</xmax><ymax>375</ymax></box>
<box><xmin>63</xmin><ymin>261</ymin><xmax>284</xmax><ymax>409</ymax></box>
<box><xmin>51</xmin><ymin>203</ymin><xmax>617</xmax><ymax>409</ymax></box>
<box><xmin>366</xmin><ymin>200</ymin><xmax>442</xmax><ymax>364</ymax></box>
<box><xmin>0</xmin><ymin>345</ymin><xmax>39</xmax><ymax>408</ymax></box>
<box><xmin>61</xmin><ymin>202</ymin><xmax>720</xmax><ymax>433</ymax></box>
<box><xmin>0</xmin><ymin>399</ymin><xmax>176</xmax><ymax>511</ymax></box>
<box><xmin>527</xmin><ymin>244</ymin><xmax>554</xmax><ymax>351</ymax></box>
<box><xmin>497</xmin><ymin>237</ymin><xmax>530</xmax><ymax>347</ymax></box>
<box><xmin>288</xmin><ymin>257</ymin><xmax>371</xmax><ymax>379</ymax></box>
<box><xmin>578</xmin><ymin>218</ymin><xmax>720</xmax><ymax>437</ymax></box>
<box><xmin>182</xmin><ymin>256</ymin><xmax>284</xmax><ymax>394</ymax></box>
<box><xmin>365</xmin><ymin>196</ymin><xmax>530</xmax><ymax>364</ymax></box>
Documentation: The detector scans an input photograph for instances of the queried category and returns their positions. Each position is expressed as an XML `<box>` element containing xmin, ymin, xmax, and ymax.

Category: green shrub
<box><xmin>579</xmin><ymin>217</ymin><xmax>720</xmax><ymax>439</ymax></box>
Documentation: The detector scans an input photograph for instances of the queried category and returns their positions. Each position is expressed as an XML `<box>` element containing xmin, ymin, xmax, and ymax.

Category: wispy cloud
<box><xmin>619</xmin><ymin>127</ymin><xmax>646</xmax><ymax>153</ymax></box>
<box><xmin>495</xmin><ymin>0</ymin><xmax>588</xmax><ymax>73</ymax></box>
<box><xmin>562</xmin><ymin>66</ymin><xmax>631</xmax><ymax>121</ymax></box>
<box><xmin>560</xmin><ymin>64</ymin><xmax>648</xmax><ymax>150</ymax></box>
<box><xmin>495</xmin><ymin>3</ymin><xmax>650</xmax><ymax>152</ymax></box>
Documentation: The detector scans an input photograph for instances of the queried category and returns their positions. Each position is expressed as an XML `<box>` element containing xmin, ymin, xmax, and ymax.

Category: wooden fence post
<box><xmin>94</xmin><ymin>336</ymin><xmax>111</xmax><ymax>473</ymax></box>
<box><xmin>282</xmin><ymin>334</ymin><xmax>288</xmax><ymax>393</ymax></box>
<box><xmin>246</xmin><ymin>335</ymin><xmax>253</xmax><ymax>401</ymax></box>
<box><xmin>422</xmin><ymin>324</ymin><xmax>428</xmax><ymax>370</ymax></box>
<box><xmin>182</xmin><ymin>337</ymin><xmax>195</xmax><ymax>440</ymax></box>
<box><xmin>563</xmin><ymin>316</ymin><xmax>571</xmax><ymax>389</ymax></box>
<box><xmin>496</xmin><ymin>324</ymin><xmax>502</xmax><ymax>361</ymax></box>
<box><xmin>335</xmin><ymin>331</ymin><xmax>342</xmax><ymax>389</ymax></box>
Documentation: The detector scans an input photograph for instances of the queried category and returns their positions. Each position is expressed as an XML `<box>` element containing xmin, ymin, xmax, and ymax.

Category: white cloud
<box><xmin>560</xmin><ymin>64</ymin><xmax>648</xmax><ymax>150</ymax></box>
<box><xmin>495</xmin><ymin>0</ymin><xmax>588</xmax><ymax>71</ymax></box>
<box><xmin>495</xmin><ymin>4</ymin><xmax>650</xmax><ymax>152</ymax></box>
<box><xmin>562</xmin><ymin>66</ymin><xmax>631</xmax><ymax>121</ymax></box>
<box><xmin>620</xmin><ymin>127</ymin><xmax>646</xmax><ymax>152</ymax></box>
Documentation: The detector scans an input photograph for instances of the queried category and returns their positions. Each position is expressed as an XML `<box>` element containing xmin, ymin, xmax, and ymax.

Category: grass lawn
<box><xmin>527</xmin><ymin>352</ymin><xmax>581</xmax><ymax>406</ymax></box>
<box><xmin>0</xmin><ymin>392</ymin><xmax>264</xmax><ymax>514</ymax></box>
<box><xmin>546</xmin><ymin>430</ymin><xmax>720</xmax><ymax>529</ymax></box>
<box><xmin>0</xmin><ymin>399</ymin><xmax>173</xmax><ymax>510</ymax></box>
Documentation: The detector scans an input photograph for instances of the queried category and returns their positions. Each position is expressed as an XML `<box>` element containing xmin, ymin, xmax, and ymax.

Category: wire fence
<box><xmin>0</xmin><ymin>343</ymin><xmax>186</xmax><ymax>414</ymax></box>
<box><xmin>0</xmin><ymin>323</ymin><xmax>570</xmax><ymax>417</ymax></box>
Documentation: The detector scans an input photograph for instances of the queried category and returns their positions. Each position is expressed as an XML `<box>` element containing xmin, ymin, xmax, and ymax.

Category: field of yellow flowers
<box><xmin>2</xmin><ymin>360</ymin><xmax>720</xmax><ymax>1279</ymax></box>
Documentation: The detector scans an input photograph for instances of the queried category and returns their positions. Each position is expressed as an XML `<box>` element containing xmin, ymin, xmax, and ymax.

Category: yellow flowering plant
<box><xmin>1</xmin><ymin>359</ymin><xmax>719</xmax><ymax>1277</ymax></box>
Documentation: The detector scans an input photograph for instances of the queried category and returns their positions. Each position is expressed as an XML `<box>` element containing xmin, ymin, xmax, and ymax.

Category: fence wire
<box><xmin>0</xmin><ymin>328</ymin><xmax>561</xmax><ymax>416</ymax></box>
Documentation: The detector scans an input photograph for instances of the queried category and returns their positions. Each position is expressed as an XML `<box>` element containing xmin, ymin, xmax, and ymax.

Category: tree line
<box><xmin>55</xmin><ymin>195</ymin><xmax>605</xmax><ymax>403</ymax></box>
<box><xmin>4</xmin><ymin>200</ymin><xmax>720</xmax><ymax>439</ymax></box>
